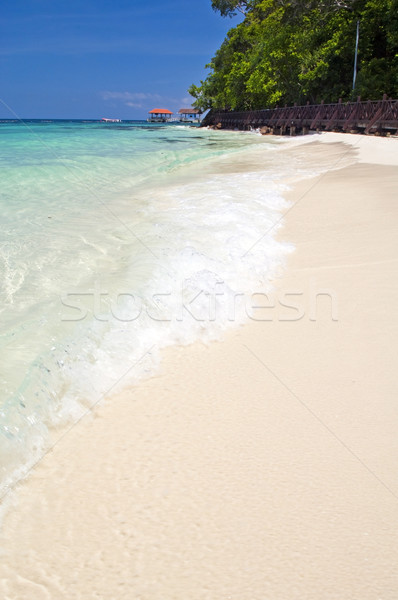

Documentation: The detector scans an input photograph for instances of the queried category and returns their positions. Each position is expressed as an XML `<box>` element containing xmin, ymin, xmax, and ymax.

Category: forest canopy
<box><xmin>189</xmin><ymin>0</ymin><xmax>398</xmax><ymax>110</ymax></box>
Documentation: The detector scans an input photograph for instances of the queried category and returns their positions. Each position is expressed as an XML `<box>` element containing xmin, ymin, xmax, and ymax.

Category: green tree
<box><xmin>190</xmin><ymin>0</ymin><xmax>398</xmax><ymax>110</ymax></box>
<box><xmin>211</xmin><ymin>0</ymin><xmax>252</xmax><ymax>17</ymax></box>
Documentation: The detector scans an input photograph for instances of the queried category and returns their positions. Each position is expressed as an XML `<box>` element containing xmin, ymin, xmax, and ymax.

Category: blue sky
<box><xmin>0</xmin><ymin>0</ymin><xmax>242</xmax><ymax>119</ymax></box>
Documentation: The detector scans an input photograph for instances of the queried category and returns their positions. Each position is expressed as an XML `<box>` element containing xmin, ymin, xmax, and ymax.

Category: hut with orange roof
<box><xmin>147</xmin><ymin>108</ymin><xmax>173</xmax><ymax>123</ymax></box>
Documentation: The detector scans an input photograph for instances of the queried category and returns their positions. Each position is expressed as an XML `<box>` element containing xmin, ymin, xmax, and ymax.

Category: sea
<box><xmin>0</xmin><ymin>119</ymin><xmax>319</xmax><ymax>501</ymax></box>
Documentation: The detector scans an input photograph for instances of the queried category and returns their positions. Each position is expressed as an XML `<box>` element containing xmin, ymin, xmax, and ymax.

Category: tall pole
<box><xmin>352</xmin><ymin>20</ymin><xmax>360</xmax><ymax>91</ymax></box>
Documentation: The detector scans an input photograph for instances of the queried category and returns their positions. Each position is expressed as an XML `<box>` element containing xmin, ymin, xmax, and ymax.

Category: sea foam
<box><xmin>0</xmin><ymin>121</ymin><xmax>323</xmax><ymax>498</ymax></box>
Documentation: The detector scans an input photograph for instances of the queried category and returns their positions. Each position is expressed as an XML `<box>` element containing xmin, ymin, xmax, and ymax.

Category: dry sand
<box><xmin>1</xmin><ymin>133</ymin><xmax>398</xmax><ymax>599</ymax></box>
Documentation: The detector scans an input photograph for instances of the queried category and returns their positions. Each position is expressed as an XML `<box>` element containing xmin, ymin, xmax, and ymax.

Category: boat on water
<box><xmin>101</xmin><ymin>118</ymin><xmax>122</xmax><ymax>123</ymax></box>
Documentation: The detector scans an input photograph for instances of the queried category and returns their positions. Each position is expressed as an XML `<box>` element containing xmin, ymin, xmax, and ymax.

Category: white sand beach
<box><xmin>1</xmin><ymin>133</ymin><xmax>398</xmax><ymax>599</ymax></box>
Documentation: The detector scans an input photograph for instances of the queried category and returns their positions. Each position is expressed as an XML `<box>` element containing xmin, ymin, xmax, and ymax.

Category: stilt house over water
<box><xmin>147</xmin><ymin>109</ymin><xmax>173</xmax><ymax>122</ymax></box>
<box><xmin>178</xmin><ymin>108</ymin><xmax>201</xmax><ymax>123</ymax></box>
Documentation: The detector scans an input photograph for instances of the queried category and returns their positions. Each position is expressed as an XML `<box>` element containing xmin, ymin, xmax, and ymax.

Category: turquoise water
<box><xmin>0</xmin><ymin>119</ymin><xmax>296</xmax><ymax>497</ymax></box>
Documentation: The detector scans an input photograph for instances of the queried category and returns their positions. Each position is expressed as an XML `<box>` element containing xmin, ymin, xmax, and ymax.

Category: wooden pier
<box><xmin>201</xmin><ymin>96</ymin><xmax>398</xmax><ymax>136</ymax></box>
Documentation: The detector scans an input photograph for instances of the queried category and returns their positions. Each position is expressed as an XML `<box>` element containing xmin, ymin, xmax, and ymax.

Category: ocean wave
<box><xmin>0</xmin><ymin>123</ymin><xmax>325</xmax><ymax>499</ymax></box>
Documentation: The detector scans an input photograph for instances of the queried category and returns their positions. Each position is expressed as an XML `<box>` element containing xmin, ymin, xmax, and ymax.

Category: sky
<box><xmin>0</xmin><ymin>0</ymin><xmax>242</xmax><ymax>119</ymax></box>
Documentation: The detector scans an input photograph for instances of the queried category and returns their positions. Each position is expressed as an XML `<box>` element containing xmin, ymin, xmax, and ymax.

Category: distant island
<box><xmin>189</xmin><ymin>0</ymin><xmax>398</xmax><ymax>111</ymax></box>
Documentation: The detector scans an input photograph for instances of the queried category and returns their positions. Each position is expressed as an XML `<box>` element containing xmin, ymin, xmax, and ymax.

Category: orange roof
<box><xmin>148</xmin><ymin>108</ymin><xmax>173</xmax><ymax>114</ymax></box>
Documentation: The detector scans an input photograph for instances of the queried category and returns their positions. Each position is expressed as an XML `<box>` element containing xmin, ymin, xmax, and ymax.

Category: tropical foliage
<box><xmin>189</xmin><ymin>0</ymin><xmax>398</xmax><ymax>110</ymax></box>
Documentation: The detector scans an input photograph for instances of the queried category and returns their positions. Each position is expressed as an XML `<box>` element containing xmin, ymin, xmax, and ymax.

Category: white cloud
<box><xmin>101</xmin><ymin>91</ymin><xmax>162</xmax><ymax>103</ymax></box>
<box><xmin>180</xmin><ymin>95</ymin><xmax>195</xmax><ymax>108</ymax></box>
<box><xmin>100</xmin><ymin>90</ymin><xmax>198</xmax><ymax>114</ymax></box>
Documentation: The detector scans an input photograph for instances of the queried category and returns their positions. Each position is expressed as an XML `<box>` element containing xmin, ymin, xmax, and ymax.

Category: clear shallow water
<box><xmin>0</xmin><ymin>119</ymin><xmax>311</xmax><ymax>497</ymax></box>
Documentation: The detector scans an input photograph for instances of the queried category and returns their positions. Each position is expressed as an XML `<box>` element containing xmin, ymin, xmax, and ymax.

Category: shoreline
<box><xmin>1</xmin><ymin>133</ymin><xmax>398</xmax><ymax>599</ymax></box>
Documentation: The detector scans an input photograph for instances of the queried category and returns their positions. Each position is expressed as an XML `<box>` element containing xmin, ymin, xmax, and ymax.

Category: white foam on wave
<box><xmin>0</xmin><ymin>127</ymin><xmax>334</xmax><ymax>499</ymax></box>
<box><xmin>1</xmin><ymin>163</ymin><xmax>288</xmax><ymax>495</ymax></box>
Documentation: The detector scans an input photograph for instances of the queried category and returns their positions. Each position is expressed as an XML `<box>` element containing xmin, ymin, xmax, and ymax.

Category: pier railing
<box><xmin>201</xmin><ymin>96</ymin><xmax>398</xmax><ymax>135</ymax></box>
